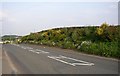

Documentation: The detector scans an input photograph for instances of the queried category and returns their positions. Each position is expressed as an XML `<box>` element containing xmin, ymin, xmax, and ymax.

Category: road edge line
<box><xmin>4</xmin><ymin>51</ymin><xmax>18</xmax><ymax>74</ymax></box>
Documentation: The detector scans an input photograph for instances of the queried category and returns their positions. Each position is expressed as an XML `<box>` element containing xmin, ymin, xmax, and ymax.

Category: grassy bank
<box><xmin>20</xmin><ymin>23</ymin><xmax>120</xmax><ymax>58</ymax></box>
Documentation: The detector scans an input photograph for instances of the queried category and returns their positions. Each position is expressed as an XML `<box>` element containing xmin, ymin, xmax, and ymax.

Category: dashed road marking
<box><xmin>12</xmin><ymin>44</ymin><xmax>94</xmax><ymax>66</ymax></box>
<box><xmin>21</xmin><ymin>46</ymin><xmax>33</xmax><ymax>50</ymax></box>
<box><xmin>35</xmin><ymin>51</ymin><xmax>40</xmax><ymax>54</ymax></box>
<box><xmin>29</xmin><ymin>50</ymin><xmax>35</xmax><ymax>52</ymax></box>
<box><xmin>29</xmin><ymin>49</ymin><xmax>49</xmax><ymax>54</ymax></box>
<box><xmin>36</xmin><ymin>49</ymin><xmax>49</xmax><ymax>54</ymax></box>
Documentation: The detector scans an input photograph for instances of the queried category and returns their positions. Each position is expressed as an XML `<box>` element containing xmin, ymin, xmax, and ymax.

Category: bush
<box><xmin>79</xmin><ymin>41</ymin><xmax>119</xmax><ymax>58</ymax></box>
<box><xmin>20</xmin><ymin>23</ymin><xmax>119</xmax><ymax>58</ymax></box>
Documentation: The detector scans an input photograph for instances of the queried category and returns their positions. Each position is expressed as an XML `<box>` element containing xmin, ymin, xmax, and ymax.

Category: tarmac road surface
<box><xmin>2</xmin><ymin>44</ymin><xmax>119</xmax><ymax>74</ymax></box>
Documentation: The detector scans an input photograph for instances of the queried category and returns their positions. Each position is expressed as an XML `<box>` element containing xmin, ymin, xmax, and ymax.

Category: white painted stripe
<box><xmin>48</xmin><ymin>55</ymin><xmax>94</xmax><ymax>66</ymax></box>
<box><xmin>42</xmin><ymin>51</ymin><xmax>49</xmax><ymax>54</ymax></box>
<box><xmin>4</xmin><ymin>51</ymin><xmax>18</xmax><ymax>73</ymax></box>
<box><xmin>20</xmin><ymin>46</ymin><xmax>33</xmax><ymax>50</ymax></box>
<box><xmin>26</xmin><ymin>47</ymin><xmax>33</xmax><ymax>49</ymax></box>
<box><xmin>21</xmin><ymin>46</ymin><xmax>27</xmax><ymax>49</ymax></box>
<box><xmin>59</xmin><ymin>55</ymin><xmax>94</xmax><ymax>65</ymax></box>
<box><xmin>72</xmin><ymin>63</ymin><xmax>94</xmax><ymax>66</ymax></box>
<box><xmin>35</xmin><ymin>52</ymin><xmax>40</xmax><ymax>54</ymax></box>
<box><xmin>48</xmin><ymin>56</ymin><xmax>75</xmax><ymax>66</ymax></box>
<box><xmin>36</xmin><ymin>49</ymin><xmax>43</xmax><ymax>52</ymax></box>
<box><xmin>29</xmin><ymin>50</ymin><xmax>35</xmax><ymax>52</ymax></box>
<box><xmin>36</xmin><ymin>49</ymin><xmax>49</xmax><ymax>54</ymax></box>
<box><xmin>29</xmin><ymin>49</ymin><xmax>49</xmax><ymax>54</ymax></box>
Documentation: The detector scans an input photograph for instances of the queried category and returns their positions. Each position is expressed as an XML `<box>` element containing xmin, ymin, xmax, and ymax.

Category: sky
<box><xmin>0</xmin><ymin>0</ymin><xmax>119</xmax><ymax>36</ymax></box>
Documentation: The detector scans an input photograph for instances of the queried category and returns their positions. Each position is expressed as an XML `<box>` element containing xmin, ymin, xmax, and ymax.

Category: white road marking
<box><xmin>26</xmin><ymin>47</ymin><xmax>33</xmax><ymax>50</ymax></box>
<box><xmin>29</xmin><ymin>49</ymin><xmax>49</xmax><ymax>54</ymax></box>
<box><xmin>4</xmin><ymin>51</ymin><xmax>18</xmax><ymax>73</ymax></box>
<box><xmin>48</xmin><ymin>56</ymin><xmax>75</xmax><ymax>66</ymax></box>
<box><xmin>12</xmin><ymin>44</ymin><xmax>20</xmax><ymax>47</ymax></box>
<box><xmin>21</xmin><ymin>46</ymin><xmax>33</xmax><ymax>50</ymax></box>
<box><xmin>21</xmin><ymin>47</ymin><xmax>27</xmax><ymax>49</ymax></box>
<box><xmin>36</xmin><ymin>49</ymin><xmax>49</xmax><ymax>54</ymax></box>
<box><xmin>12</xmin><ymin>44</ymin><xmax>49</xmax><ymax>54</ymax></box>
<box><xmin>59</xmin><ymin>55</ymin><xmax>94</xmax><ymax>65</ymax></box>
<box><xmin>12</xmin><ymin>44</ymin><xmax>95</xmax><ymax>66</ymax></box>
<box><xmin>72</xmin><ymin>63</ymin><xmax>94</xmax><ymax>66</ymax></box>
<box><xmin>35</xmin><ymin>51</ymin><xmax>40</xmax><ymax>54</ymax></box>
<box><xmin>48</xmin><ymin>55</ymin><xmax>94</xmax><ymax>66</ymax></box>
<box><xmin>29</xmin><ymin>50</ymin><xmax>35</xmax><ymax>52</ymax></box>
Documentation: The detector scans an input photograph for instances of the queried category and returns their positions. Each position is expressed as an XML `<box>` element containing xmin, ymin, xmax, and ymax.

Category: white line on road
<box><xmin>35</xmin><ymin>52</ymin><xmax>40</xmax><ymax>54</ymax></box>
<box><xmin>4</xmin><ymin>51</ymin><xmax>18</xmax><ymax>73</ymax></box>
<box><xmin>48</xmin><ymin>56</ymin><xmax>75</xmax><ymax>66</ymax></box>
<box><xmin>12</xmin><ymin>44</ymin><xmax>94</xmax><ymax>66</ymax></box>
<box><xmin>48</xmin><ymin>55</ymin><xmax>94</xmax><ymax>66</ymax></box>
<box><xmin>29</xmin><ymin>50</ymin><xmax>34</xmax><ymax>52</ymax></box>
<box><xmin>29</xmin><ymin>49</ymin><xmax>49</xmax><ymax>54</ymax></box>
<box><xmin>12</xmin><ymin>44</ymin><xmax>49</xmax><ymax>54</ymax></box>
<box><xmin>72</xmin><ymin>63</ymin><xmax>94</xmax><ymax>66</ymax></box>
<box><xmin>36</xmin><ymin>49</ymin><xmax>49</xmax><ymax>54</ymax></box>
<box><xmin>59</xmin><ymin>55</ymin><xmax>94</xmax><ymax>65</ymax></box>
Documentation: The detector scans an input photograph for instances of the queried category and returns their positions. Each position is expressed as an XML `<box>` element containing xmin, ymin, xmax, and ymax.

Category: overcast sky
<box><xmin>0</xmin><ymin>0</ymin><xmax>119</xmax><ymax>36</ymax></box>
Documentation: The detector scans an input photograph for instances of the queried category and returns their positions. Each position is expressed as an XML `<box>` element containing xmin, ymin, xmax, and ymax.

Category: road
<box><xmin>0</xmin><ymin>44</ymin><xmax>2</xmax><ymax>75</ymax></box>
<box><xmin>2</xmin><ymin>44</ymin><xmax>119</xmax><ymax>74</ymax></box>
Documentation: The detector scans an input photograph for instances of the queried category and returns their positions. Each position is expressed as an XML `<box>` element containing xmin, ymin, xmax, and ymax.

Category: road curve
<box><xmin>2</xmin><ymin>44</ymin><xmax>119</xmax><ymax>74</ymax></box>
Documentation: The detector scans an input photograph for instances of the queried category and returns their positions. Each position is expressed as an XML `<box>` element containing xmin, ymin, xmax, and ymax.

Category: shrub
<box><xmin>20</xmin><ymin>23</ymin><xmax>119</xmax><ymax>58</ymax></box>
<box><xmin>79</xmin><ymin>41</ymin><xmax>119</xmax><ymax>58</ymax></box>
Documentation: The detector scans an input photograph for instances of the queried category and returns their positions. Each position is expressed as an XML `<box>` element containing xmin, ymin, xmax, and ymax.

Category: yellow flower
<box><xmin>96</xmin><ymin>28</ymin><xmax>103</xmax><ymax>35</ymax></box>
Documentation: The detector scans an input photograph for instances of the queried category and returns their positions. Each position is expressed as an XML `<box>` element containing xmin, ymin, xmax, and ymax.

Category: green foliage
<box><xmin>20</xmin><ymin>23</ymin><xmax>119</xmax><ymax>58</ymax></box>
<box><xmin>2</xmin><ymin>35</ymin><xmax>17</xmax><ymax>41</ymax></box>
<box><xmin>80</xmin><ymin>42</ymin><xmax>119</xmax><ymax>58</ymax></box>
<box><xmin>95</xmin><ymin>23</ymin><xmax>119</xmax><ymax>42</ymax></box>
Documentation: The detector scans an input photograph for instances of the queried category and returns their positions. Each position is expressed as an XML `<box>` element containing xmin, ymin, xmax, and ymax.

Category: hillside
<box><xmin>2</xmin><ymin>35</ymin><xmax>21</xmax><ymax>41</ymax></box>
<box><xmin>21</xmin><ymin>23</ymin><xmax>120</xmax><ymax>58</ymax></box>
